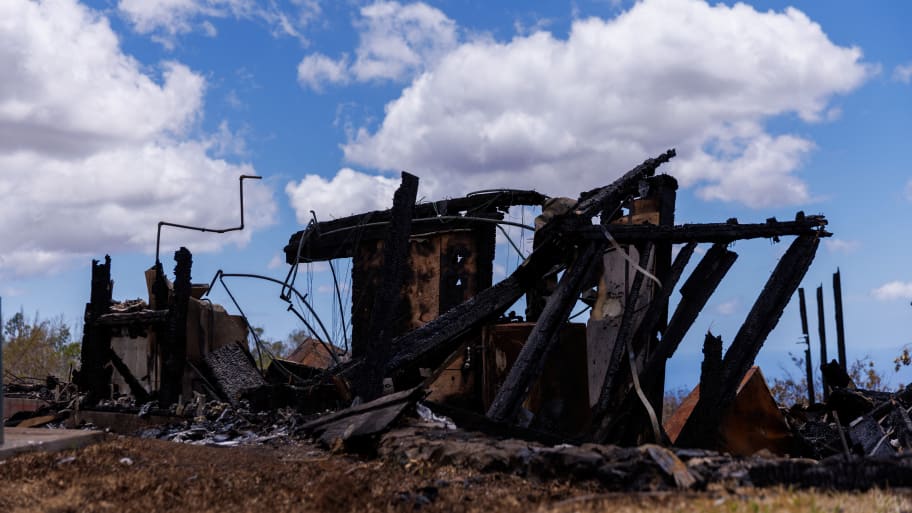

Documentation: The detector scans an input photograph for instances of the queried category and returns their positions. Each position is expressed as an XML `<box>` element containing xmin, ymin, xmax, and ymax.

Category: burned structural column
<box><xmin>816</xmin><ymin>285</ymin><xmax>830</xmax><ymax>401</ymax></box>
<box><xmin>160</xmin><ymin>247</ymin><xmax>192</xmax><ymax>406</ymax></box>
<box><xmin>76</xmin><ymin>255</ymin><xmax>114</xmax><ymax>403</ymax></box>
<box><xmin>833</xmin><ymin>268</ymin><xmax>848</xmax><ymax>372</ymax></box>
<box><xmin>640</xmin><ymin>175</ymin><xmax>677</xmax><ymax>413</ymax></box>
<box><xmin>798</xmin><ymin>288</ymin><xmax>815</xmax><ymax>405</ymax></box>
<box><xmin>358</xmin><ymin>172</ymin><xmax>419</xmax><ymax>401</ymax></box>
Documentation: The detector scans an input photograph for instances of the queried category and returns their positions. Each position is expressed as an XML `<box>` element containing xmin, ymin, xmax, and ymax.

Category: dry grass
<box><xmin>541</xmin><ymin>488</ymin><xmax>912</xmax><ymax>513</ymax></box>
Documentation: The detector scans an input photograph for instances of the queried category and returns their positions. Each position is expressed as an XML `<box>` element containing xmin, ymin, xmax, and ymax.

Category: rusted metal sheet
<box><xmin>665</xmin><ymin>367</ymin><xmax>797</xmax><ymax>456</ymax></box>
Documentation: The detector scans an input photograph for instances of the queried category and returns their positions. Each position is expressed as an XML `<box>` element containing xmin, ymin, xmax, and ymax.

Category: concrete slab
<box><xmin>0</xmin><ymin>428</ymin><xmax>105</xmax><ymax>460</ymax></box>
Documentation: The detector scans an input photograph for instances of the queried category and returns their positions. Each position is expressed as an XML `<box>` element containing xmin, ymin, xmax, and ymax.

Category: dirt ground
<box><xmin>1</xmin><ymin>436</ymin><xmax>911</xmax><ymax>513</ymax></box>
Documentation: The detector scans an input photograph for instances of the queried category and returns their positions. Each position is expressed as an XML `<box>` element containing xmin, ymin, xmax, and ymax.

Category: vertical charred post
<box><xmin>358</xmin><ymin>172</ymin><xmax>419</xmax><ymax>401</ymax></box>
<box><xmin>833</xmin><ymin>269</ymin><xmax>847</xmax><ymax>372</ymax></box>
<box><xmin>798</xmin><ymin>287</ymin><xmax>815</xmax><ymax>405</ymax></box>
<box><xmin>816</xmin><ymin>284</ymin><xmax>829</xmax><ymax>401</ymax></box>
<box><xmin>76</xmin><ymin>255</ymin><xmax>114</xmax><ymax>404</ymax></box>
<box><xmin>161</xmin><ymin>247</ymin><xmax>192</xmax><ymax>406</ymax></box>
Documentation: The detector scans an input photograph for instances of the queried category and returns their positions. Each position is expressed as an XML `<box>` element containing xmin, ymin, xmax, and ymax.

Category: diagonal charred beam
<box><xmin>356</xmin><ymin>172</ymin><xmax>419</xmax><ymax>401</ymax></box>
<box><xmin>107</xmin><ymin>348</ymin><xmax>150</xmax><ymax>403</ymax></box>
<box><xmin>574</xmin><ymin>149</ymin><xmax>676</xmax><ymax>218</ymax></box>
<box><xmin>575</xmin><ymin>214</ymin><xmax>829</xmax><ymax>244</ymax></box>
<box><xmin>651</xmin><ymin>243</ymin><xmax>738</xmax><ymax>367</ymax></box>
<box><xmin>486</xmin><ymin>241</ymin><xmax>604</xmax><ymax>423</ymax></box>
<box><xmin>720</xmin><ymin>234</ymin><xmax>820</xmax><ymax>395</ymax></box>
<box><xmin>381</xmin><ymin>272</ymin><xmax>528</xmax><ymax>376</ymax></box>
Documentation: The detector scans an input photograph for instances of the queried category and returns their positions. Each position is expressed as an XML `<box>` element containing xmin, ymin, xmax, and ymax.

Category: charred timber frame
<box><xmin>574</xmin><ymin>214</ymin><xmax>829</xmax><ymax>244</ymax></box>
<box><xmin>284</xmin><ymin>190</ymin><xmax>549</xmax><ymax>263</ymax></box>
<box><xmin>76</xmin><ymin>255</ymin><xmax>114</xmax><ymax>404</ymax></box>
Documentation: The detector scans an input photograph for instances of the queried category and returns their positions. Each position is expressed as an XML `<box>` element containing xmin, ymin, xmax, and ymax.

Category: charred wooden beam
<box><xmin>719</xmin><ymin>235</ymin><xmax>820</xmax><ymax>391</ymax></box>
<box><xmin>486</xmin><ymin>242</ymin><xmax>604</xmax><ymax>423</ymax></box>
<box><xmin>75</xmin><ymin>255</ymin><xmax>114</xmax><ymax>403</ymax></box>
<box><xmin>95</xmin><ymin>309</ymin><xmax>169</xmax><ymax>326</ymax></box>
<box><xmin>833</xmin><ymin>268</ymin><xmax>847</xmax><ymax>372</ymax></box>
<box><xmin>160</xmin><ymin>247</ymin><xmax>192</xmax><ymax>406</ymax></box>
<box><xmin>357</xmin><ymin>172</ymin><xmax>420</xmax><ymax>401</ymax></box>
<box><xmin>107</xmin><ymin>348</ymin><xmax>150</xmax><ymax>403</ymax></box>
<box><xmin>816</xmin><ymin>284</ymin><xmax>830</xmax><ymax>401</ymax></box>
<box><xmin>382</xmin><ymin>272</ymin><xmax>527</xmax><ymax>375</ymax></box>
<box><xmin>798</xmin><ymin>287</ymin><xmax>816</xmax><ymax>405</ymax></box>
<box><xmin>285</xmin><ymin>190</ymin><xmax>546</xmax><ymax>263</ymax></box>
<box><xmin>291</xmin><ymin>214</ymin><xmax>505</xmax><ymax>262</ymax></box>
<box><xmin>575</xmin><ymin>149</ymin><xmax>676</xmax><ymax>218</ymax></box>
<box><xmin>575</xmin><ymin>214</ymin><xmax>829</xmax><ymax>244</ymax></box>
<box><xmin>650</xmin><ymin>243</ymin><xmax>738</xmax><ymax>368</ymax></box>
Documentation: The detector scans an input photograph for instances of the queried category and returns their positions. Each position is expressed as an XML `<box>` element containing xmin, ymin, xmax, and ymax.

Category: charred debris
<box><xmin>14</xmin><ymin>149</ymin><xmax>912</xmax><ymax>490</ymax></box>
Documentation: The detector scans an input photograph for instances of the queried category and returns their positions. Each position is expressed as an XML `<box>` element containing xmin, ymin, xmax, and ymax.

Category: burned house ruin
<box><xmin>62</xmin><ymin>148</ymin><xmax>845</xmax><ymax>458</ymax></box>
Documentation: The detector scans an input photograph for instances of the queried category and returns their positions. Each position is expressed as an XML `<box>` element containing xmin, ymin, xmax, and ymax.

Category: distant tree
<box><xmin>662</xmin><ymin>386</ymin><xmax>690</xmax><ymax>419</ymax></box>
<box><xmin>3</xmin><ymin>310</ymin><xmax>80</xmax><ymax>381</ymax></box>
<box><xmin>249</xmin><ymin>326</ymin><xmax>291</xmax><ymax>369</ymax></box>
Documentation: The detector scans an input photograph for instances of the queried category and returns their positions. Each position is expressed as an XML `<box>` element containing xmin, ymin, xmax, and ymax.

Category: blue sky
<box><xmin>1</xmin><ymin>0</ymin><xmax>911</xmax><ymax>392</ymax></box>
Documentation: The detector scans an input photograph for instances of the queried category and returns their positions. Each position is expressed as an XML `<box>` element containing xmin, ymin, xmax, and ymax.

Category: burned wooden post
<box><xmin>76</xmin><ymin>255</ymin><xmax>114</xmax><ymax>403</ymax></box>
<box><xmin>357</xmin><ymin>172</ymin><xmax>419</xmax><ymax>401</ymax></box>
<box><xmin>675</xmin><ymin>332</ymin><xmax>723</xmax><ymax>448</ymax></box>
<box><xmin>642</xmin><ymin>175</ymin><xmax>678</xmax><ymax>410</ymax></box>
<box><xmin>160</xmin><ymin>247</ymin><xmax>192</xmax><ymax>406</ymax></box>
<box><xmin>816</xmin><ymin>284</ymin><xmax>830</xmax><ymax>401</ymax></box>
<box><xmin>486</xmin><ymin>242</ymin><xmax>603</xmax><ymax>423</ymax></box>
<box><xmin>798</xmin><ymin>287</ymin><xmax>815</xmax><ymax>405</ymax></box>
<box><xmin>833</xmin><ymin>268</ymin><xmax>847</xmax><ymax>372</ymax></box>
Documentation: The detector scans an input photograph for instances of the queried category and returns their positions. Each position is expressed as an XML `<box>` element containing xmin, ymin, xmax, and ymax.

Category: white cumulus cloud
<box><xmin>290</xmin><ymin>0</ymin><xmax>872</xmax><ymax>219</ymax></box>
<box><xmin>285</xmin><ymin>168</ymin><xmax>404</xmax><ymax>223</ymax></box>
<box><xmin>0</xmin><ymin>0</ymin><xmax>275</xmax><ymax>279</ymax></box>
<box><xmin>872</xmin><ymin>281</ymin><xmax>912</xmax><ymax>301</ymax></box>
<box><xmin>297</xmin><ymin>1</ymin><xmax>457</xmax><ymax>91</ymax></box>
<box><xmin>117</xmin><ymin>0</ymin><xmax>319</xmax><ymax>47</ymax></box>
<box><xmin>893</xmin><ymin>63</ymin><xmax>912</xmax><ymax>84</ymax></box>
<box><xmin>823</xmin><ymin>238</ymin><xmax>860</xmax><ymax>254</ymax></box>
